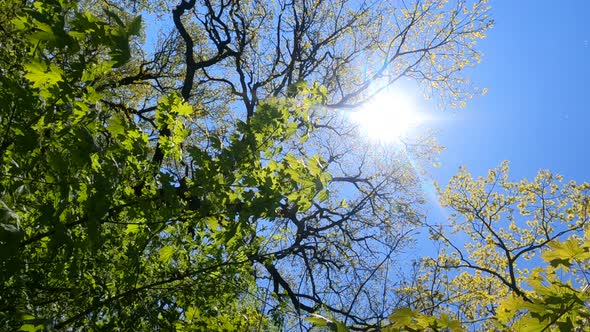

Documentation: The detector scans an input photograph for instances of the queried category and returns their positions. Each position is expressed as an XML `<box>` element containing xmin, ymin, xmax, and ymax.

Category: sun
<box><xmin>348</xmin><ymin>90</ymin><xmax>424</xmax><ymax>143</ymax></box>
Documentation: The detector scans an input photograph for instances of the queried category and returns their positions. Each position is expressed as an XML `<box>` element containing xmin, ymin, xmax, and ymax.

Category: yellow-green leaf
<box><xmin>159</xmin><ymin>246</ymin><xmax>175</xmax><ymax>263</ymax></box>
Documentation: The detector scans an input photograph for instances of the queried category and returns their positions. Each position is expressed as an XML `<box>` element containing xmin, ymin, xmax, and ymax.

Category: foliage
<box><xmin>0</xmin><ymin>0</ymin><xmax>492</xmax><ymax>330</ymax></box>
<box><xmin>388</xmin><ymin>162</ymin><xmax>590</xmax><ymax>331</ymax></box>
<box><xmin>1</xmin><ymin>1</ymin><xmax>285</xmax><ymax>329</ymax></box>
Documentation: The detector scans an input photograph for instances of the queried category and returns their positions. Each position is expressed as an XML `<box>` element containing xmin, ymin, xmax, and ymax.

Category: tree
<box><xmin>0</xmin><ymin>0</ymin><xmax>492</xmax><ymax>330</ymax></box>
<box><xmin>389</xmin><ymin>162</ymin><xmax>590</xmax><ymax>331</ymax></box>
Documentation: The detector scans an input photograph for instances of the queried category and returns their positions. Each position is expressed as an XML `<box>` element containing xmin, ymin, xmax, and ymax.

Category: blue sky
<box><xmin>144</xmin><ymin>0</ymin><xmax>588</xmax><ymax>210</ymax></box>
<box><xmin>146</xmin><ymin>1</ymin><xmax>588</xmax><ymax>183</ymax></box>
<box><xmin>431</xmin><ymin>0</ymin><xmax>590</xmax><ymax>183</ymax></box>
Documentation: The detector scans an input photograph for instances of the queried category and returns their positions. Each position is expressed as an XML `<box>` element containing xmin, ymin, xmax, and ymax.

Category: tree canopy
<box><xmin>2</xmin><ymin>0</ymin><xmax>556</xmax><ymax>331</ymax></box>
<box><xmin>390</xmin><ymin>163</ymin><xmax>590</xmax><ymax>331</ymax></box>
<box><xmin>5</xmin><ymin>0</ymin><xmax>590</xmax><ymax>331</ymax></box>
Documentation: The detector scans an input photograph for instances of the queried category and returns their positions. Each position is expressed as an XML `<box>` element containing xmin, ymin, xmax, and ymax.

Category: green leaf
<box><xmin>340</xmin><ymin>199</ymin><xmax>348</xmax><ymax>208</ymax></box>
<box><xmin>19</xmin><ymin>324</ymin><xmax>44</xmax><ymax>332</ymax></box>
<box><xmin>159</xmin><ymin>246</ymin><xmax>175</xmax><ymax>263</ymax></box>
<box><xmin>128</xmin><ymin>15</ymin><xmax>142</xmax><ymax>36</ymax></box>
<box><xmin>542</xmin><ymin>238</ymin><xmax>590</xmax><ymax>268</ymax></box>
<box><xmin>513</xmin><ymin>316</ymin><xmax>551</xmax><ymax>332</ymax></box>
<box><xmin>109</xmin><ymin>35</ymin><xmax>131</xmax><ymax>66</ymax></box>
<box><xmin>107</xmin><ymin>114</ymin><xmax>126</xmax><ymax>137</ymax></box>
<box><xmin>31</xmin><ymin>62</ymin><xmax>63</xmax><ymax>88</ymax></box>
<box><xmin>316</xmin><ymin>189</ymin><xmax>329</xmax><ymax>203</ymax></box>
<box><xmin>388</xmin><ymin>308</ymin><xmax>415</xmax><ymax>327</ymax></box>
<box><xmin>125</xmin><ymin>224</ymin><xmax>140</xmax><ymax>235</ymax></box>
<box><xmin>438</xmin><ymin>313</ymin><xmax>464</xmax><ymax>332</ymax></box>
<box><xmin>11</xmin><ymin>17</ymin><xmax>26</xmax><ymax>30</ymax></box>
<box><xmin>90</xmin><ymin>153</ymin><xmax>101</xmax><ymax>172</ymax></box>
<box><xmin>29</xmin><ymin>21</ymin><xmax>56</xmax><ymax>42</ymax></box>
<box><xmin>334</xmin><ymin>321</ymin><xmax>350</xmax><ymax>332</ymax></box>
<box><xmin>206</xmin><ymin>217</ymin><xmax>219</xmax><ymax>230</ymax></box>
<box><xmin>173</xmin><ymin>100</ymin><xmax>193</xmax><ymax>116</ymax></box>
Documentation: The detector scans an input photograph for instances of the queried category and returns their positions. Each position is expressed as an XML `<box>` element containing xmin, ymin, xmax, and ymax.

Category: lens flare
<box><xmin>349</xmin><ymin>90</ymin><xmax>426</xmax><ymax>143</ymax></box>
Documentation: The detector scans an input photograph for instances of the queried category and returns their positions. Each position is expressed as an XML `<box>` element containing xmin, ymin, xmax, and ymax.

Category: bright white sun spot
<box><xmin>348</xmin><ymin>90</ymin><xmax>425</xmax><ymax>143</ymax></box>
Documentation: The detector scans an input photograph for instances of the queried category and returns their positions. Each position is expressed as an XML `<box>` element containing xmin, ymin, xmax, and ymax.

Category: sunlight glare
<box><xmin>349</xmin><ymin>90</ymin><xmax>425</xmax><ymax>143</ymax></box>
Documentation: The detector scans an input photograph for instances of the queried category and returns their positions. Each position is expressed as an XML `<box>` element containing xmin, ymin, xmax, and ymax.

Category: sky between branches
<box><xmin>432</xmin><ymin>0</ymin><xmax>590</xmax><ymax>183</ymax></box>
